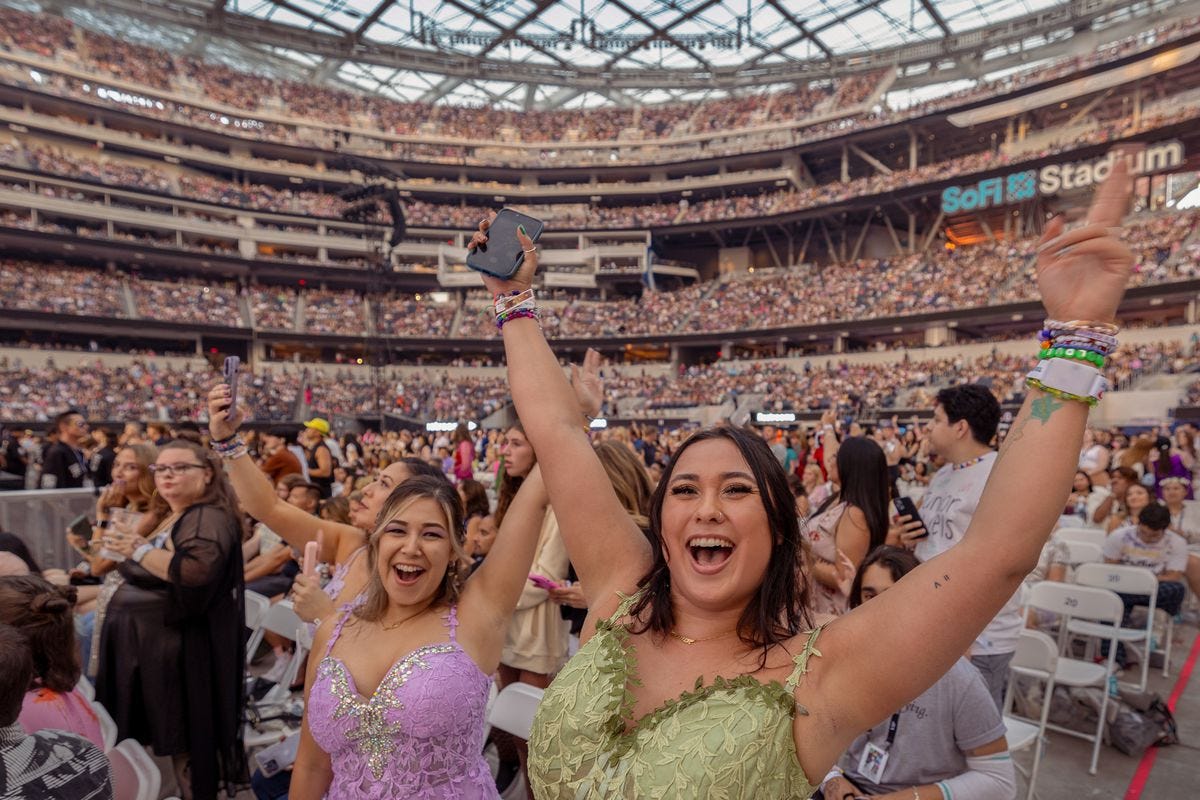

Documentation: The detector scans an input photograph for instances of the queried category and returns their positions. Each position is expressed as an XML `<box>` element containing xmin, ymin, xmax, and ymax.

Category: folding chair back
<box><xmin>1054</xmin><ymin>527</ymin><xmax>1107</xmax><ymax>548</ymax></box>
<box><xmin>488</xmin><ymin>682</ymin><xmax>544</xmax><ymax>740</ymax></box>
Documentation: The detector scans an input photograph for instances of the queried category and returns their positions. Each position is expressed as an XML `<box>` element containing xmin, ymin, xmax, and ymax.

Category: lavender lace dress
<box><xmin>308</xmin><ymin>605</ymin><xmax>497</xmax><ymax>799</ymax></box>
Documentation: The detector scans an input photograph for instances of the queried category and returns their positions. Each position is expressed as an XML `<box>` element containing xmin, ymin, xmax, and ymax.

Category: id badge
<box><xmin>858</xmin><ymin>742</ymin><xmax>889</xmax><ymax>784</ymax></box>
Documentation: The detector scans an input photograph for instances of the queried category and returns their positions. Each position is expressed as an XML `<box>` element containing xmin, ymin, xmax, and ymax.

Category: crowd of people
<box><xmin>8</xmin><ymin>76</ymin><xmax>1200</xmax><ymax>239</ymax></box>
<box><xmin>4</xmin><ymin>194</ymin><xmax>1198</xmax><ymax>799</ymax></box>
<box><xmin>1</xmin><ymin>6</ymin><xmax>1196</xmax><ymax>172</ymax></box>
<box><xmin>0</xmin><ymin>334</ymin><xmax>1193</xmax><ymax>429</ymax></box>
<box><xmin>6</xmin><ymin>199</ymin><xmax>1194</xmax><ymax>342</ymax></box>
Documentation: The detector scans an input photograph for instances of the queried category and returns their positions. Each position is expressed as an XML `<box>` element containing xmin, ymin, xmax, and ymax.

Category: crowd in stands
<box><xmin>2</xmin><ymin>202</ymin><xmax>1197</xmax><ymax>340</ymax></box>
<box><xmin>0</xmin><ymin>5</ymin><xmax>1195</xmax><ymax>173</ymax></box>
<box><xmin>0</xmin><ymin>337</ymin><xmax>1190</xmax><ymax>425</ymax></box>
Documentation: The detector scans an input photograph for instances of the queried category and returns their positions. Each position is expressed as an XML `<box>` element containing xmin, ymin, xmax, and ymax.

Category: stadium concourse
<box><xmin>3</xmin><ymin>0</ymin><xmax>1200</xmax><ymax>798</ymax></box>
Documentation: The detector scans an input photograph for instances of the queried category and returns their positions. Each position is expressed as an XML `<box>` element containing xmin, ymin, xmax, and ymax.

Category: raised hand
<box><xmin>207</xmin><ymin>383</ymin><xmax>244</xmax><ymax>441</ymax></box>
<box><xmin>467</xmin><ymin>215</ymin><xmax>539</xmax><ymax>296</ymax></box>
<box><xmin>570</xmin><ymin>348</ymin><xmax>603</xmax><ymax>419</ymax></box>
<box><xmin>1035</xmin><ymin>150</ymin><xmax>1137</xmax><ymax>323</ymax></box>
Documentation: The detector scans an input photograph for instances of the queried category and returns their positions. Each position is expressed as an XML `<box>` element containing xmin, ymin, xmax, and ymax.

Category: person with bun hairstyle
<box><xmin>0</xmin><ymin>574</ymin><xmax>103</xmax><ymax>748</ymax></box>
<box><xmin>94</xmin><ymin>439</ymin><xmax>246</xmax><ymax>800</ymax></box>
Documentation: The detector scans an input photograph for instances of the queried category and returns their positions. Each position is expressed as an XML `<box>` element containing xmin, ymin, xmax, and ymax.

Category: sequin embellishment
<box><xmin>318</xmin><ymin>643</ymin><xmax>458</xmax><ymax>780</ymax></box>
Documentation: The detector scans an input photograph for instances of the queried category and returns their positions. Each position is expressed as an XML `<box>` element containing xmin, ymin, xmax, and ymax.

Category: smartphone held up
<box><xmin>465</xmin><ymin>208</ymin><xmax>544</xmax><ymax>279</ymax></box>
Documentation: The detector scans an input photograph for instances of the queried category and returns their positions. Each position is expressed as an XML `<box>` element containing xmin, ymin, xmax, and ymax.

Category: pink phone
<box><xmin>528</xmin><ymin>573</ymin><xmax>559</xmax><ymax>591</ymax></box>
<box><xmin>302</xmin><ymin>541</ymin><xmax>319</xmax><ymax>577</ymax></box>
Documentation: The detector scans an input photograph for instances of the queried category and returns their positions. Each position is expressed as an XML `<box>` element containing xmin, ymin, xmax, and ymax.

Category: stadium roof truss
<box><xmin>19</xmin><ymin>0</ymin><xmax>1200</xmax><ymax>108</ymax></box>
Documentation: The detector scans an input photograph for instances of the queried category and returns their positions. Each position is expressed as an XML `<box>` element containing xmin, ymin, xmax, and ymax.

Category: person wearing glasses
<box><xmin>94</xmin><ymin>440</ymin><xmax>246</xmax><ymax>800</ymax></box>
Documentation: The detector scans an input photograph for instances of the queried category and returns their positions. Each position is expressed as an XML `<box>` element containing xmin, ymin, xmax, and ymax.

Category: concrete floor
<box><xmin>1010</xmin><ymin>622</ymin><xmax>1200</xmax><ymax>800</ymax></box>
<box><xmin>168</xmin><ymin>625</ymin><xmax>1200</xmax><ymax>799</ymax></box>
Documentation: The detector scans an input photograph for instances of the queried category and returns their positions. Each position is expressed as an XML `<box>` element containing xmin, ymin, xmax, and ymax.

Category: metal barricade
<box><xmin>0</xmin><ymin>488</ymin><xmax>97</xmax><ymax>570</ymax></box>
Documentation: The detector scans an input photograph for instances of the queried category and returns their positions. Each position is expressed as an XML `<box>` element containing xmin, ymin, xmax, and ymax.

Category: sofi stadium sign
<box><xmin>940</xmin><ymin>141</ymin><xmax>1185</xmax><ymax>214</ymax></box>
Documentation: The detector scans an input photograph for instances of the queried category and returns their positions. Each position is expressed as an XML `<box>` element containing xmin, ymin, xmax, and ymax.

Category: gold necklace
<box><xmin>380</xmin><ymin>612</ymin><xmax>424</xmax><ymax>632</ymax></box>
<box><xmin>668</xmin><ymin>629</ymin><xmax>737</xmax><ymax>645</ymax></box>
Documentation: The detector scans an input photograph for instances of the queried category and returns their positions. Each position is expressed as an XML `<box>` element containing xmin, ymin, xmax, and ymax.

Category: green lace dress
<box><xmin>528</xmin><ymin>592</ymin><xmax>823</xmax><ymax>799</ymax></box>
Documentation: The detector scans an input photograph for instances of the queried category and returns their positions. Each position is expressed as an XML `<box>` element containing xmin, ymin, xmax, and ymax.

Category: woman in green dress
<box><xmin>468</xmin><ymin>153</ymin><xmax>1138</xmax><ymax>799</ymax></box>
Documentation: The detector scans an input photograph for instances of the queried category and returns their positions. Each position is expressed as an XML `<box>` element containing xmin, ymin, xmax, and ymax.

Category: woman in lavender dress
<box><xmin>288</xmin><ymin>466</ymin><xmax>551</xmax><ymax>799</ymax></box>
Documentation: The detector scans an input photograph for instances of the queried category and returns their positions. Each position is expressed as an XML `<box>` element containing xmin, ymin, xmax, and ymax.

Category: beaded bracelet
<box><xmin>1038</xmin><ymin>327</ymin><xmax>1118</xmax><ymax>349</ymax></box>
<box><xmin>1038</xmin><ymin>346</ymin><xmax>1107</xmax><ymax>368</ymax></box>
<box><xmin>1026</xmin><ymin>376</ymin><xmax>1102</xmax><ymax>407</ymax></box>
<box><xmin>496</xmin><ymin>307</ymin><xmax>539</xmax><ymax>331</ymax></box>
<box><xmin>211</xmin><ymin>434</ymin><xmax>247</xmax><ymax>459</ymax></box>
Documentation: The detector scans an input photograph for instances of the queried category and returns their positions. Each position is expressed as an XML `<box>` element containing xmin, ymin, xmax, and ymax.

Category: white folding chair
<box><xmin>1022</xmin><ymin>581</ymin><xmax>1123</xmax><ymax>774</ymax></box>
<box><xmin>1004</xmin><ymin>630</ymin><xmax>1058</xmax><ymax>800</ymax></box>
<box><xmin>488</xmin><ymin>682</ymin><xmax>544</xmax><ymax>741</ymax></box>
<box><xmin>110</xmin><ymin>739</ymin><xmax>161</xmax><ymax>800</ymax></box>
<box><xmin>256</xmin><ymin>601</ymin><xmax>309</xmax><ymax>706</ymax></box>
<box><xmin>244</xmin><ymin>590</ymin><xmax>272</xmax><ymax>667</ymax></box>
<box><xmin>75</xmin><ymin>675</ymin><xmax>95</xmax><ymax>701</ymax></box>
<box><xmin>1054</xmin><ymin>527</ymin><xmax>1107</xmax><ymax>548</ymax></box>
<box><xmin>93</xmin><ymin>699</ymin><xmax>118</xmax><ymax>752</ymax></box>
<box><xmin>1071</xmin><ymin>563</ymin><xmax>1170</xmax><ymax>690</ymax></box>
<box><xmin>1059</xmin><ymin>540</ymin><xmax>1104</xmax><ymax>567</ymax></box>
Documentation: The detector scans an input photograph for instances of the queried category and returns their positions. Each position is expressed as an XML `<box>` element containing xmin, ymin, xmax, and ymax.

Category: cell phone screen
<box><xmin>68</xmin><ymin>514</ymin><xmax>92</xmax><ymax>541</ymax></box>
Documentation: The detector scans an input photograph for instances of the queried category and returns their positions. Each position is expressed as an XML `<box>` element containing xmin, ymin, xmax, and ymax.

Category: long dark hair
<box><xmin>628</xmin><ymin>426</ymin><xmax>810</xmax><ymax>666</ymax></box>
<box><xmin>494</xmin><ymin>421</ymin><xmax>531</xmax><ymax>528</ymax></box>
<box><xmin>849</xmin><ymin>546</ymin><xmax>919</xmax><ymax>608</ymax></box>
<box><xmin>0</xmin><ymin>533</ymin><xmax>41</xmax><ymax>574</ymax></box>
<box><xmin>815</xmin><ymin>437</ymin><xmax>890</xmax><ymax>559</ymax></box>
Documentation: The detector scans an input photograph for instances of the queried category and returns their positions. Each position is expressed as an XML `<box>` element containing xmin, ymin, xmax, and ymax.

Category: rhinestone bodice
<box><xmin>307</xmin><ymin>607</ymin><xmax>497</xmax><ymax>799</ymax></box>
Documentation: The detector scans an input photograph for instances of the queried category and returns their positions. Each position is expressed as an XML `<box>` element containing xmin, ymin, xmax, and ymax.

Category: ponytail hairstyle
<box><xmin>356</xmin><ymin>475</ymin><xmax>468</xmax><ymax>622</ymax></box>
<box><xmin>0</xmin><ymin>574</ymin><xmax>80</xmax><ymax>692</ymax></box>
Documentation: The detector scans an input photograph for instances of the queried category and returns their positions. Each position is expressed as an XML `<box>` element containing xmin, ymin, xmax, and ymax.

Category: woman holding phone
<box><xmin>468</xmin><ymin>151</ymin><xmax>1137</xmax><ymax>798</ymax></box>
<box><xmin>204</xmin><ymin>395</ymin><xmax>444</xmax><ymax>630</ymax></box>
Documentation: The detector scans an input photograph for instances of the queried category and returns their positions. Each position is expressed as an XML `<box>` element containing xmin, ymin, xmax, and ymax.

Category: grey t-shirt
<box><xmin>838</xmin><ymin>658</ymin><xmax>1006</xmax><ymax>794</ymax></box>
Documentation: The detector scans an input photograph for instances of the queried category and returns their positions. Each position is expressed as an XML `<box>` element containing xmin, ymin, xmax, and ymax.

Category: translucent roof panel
<box><xmin>2</xmin><ymin>0</ymin><xmax>1176</xmax><ymax>108</ymax></box>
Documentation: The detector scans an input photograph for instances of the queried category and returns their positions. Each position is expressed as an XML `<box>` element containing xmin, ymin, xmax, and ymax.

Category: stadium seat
<box><xmin>1070</xmin><ymin>563</ymin><xmax>1172</xmax><ymax>690</ymax></box>
<box><xmin>1004</xmin><ymin>629</ymin><xmax>1059</xmax><ymax>800</ymax></box>
<box><xmin>94</xmin><ymin>699</ymin><xmax>118</xmax><ymax>752</ymax></box>
<box><xmin>1053</xmin><ymin>527</ymin><xmax>1107</xmax><ymax>548</ymax></box>
<box><xmin>488</xmin><ymin>683</ymin><xmax>544</xmax><ymax>741</ymax></box>
<box><xmin>108</xmin><ymin>739</ymin><xmax>161</xmax><ymax>800</ymax></box>
<box><xmin>1022</xmin><ymin>582</ymin><xmax>1123</xmax><ymax>774</ymax></box>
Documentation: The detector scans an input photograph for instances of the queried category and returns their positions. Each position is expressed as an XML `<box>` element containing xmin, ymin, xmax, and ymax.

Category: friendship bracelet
<box><xmin>1042</xmin><ymin>318</ymin><xmax>1120</xmax><ymax>336</ymax></box>
<box><xmin>494</xmin><ymin>289</ymin><xmax>535</xmax><ymax>315</ymax></box>
<box><xmin>1038</xmin><ymin>327</ymin><xmax>1118</xmax><ymax>347</ymax></box>
<box><xmin>496</xmin><ymin>307</ymin><xmax>540</xmax><ymax>331</ymax></box>
<box><xmin>1038</xmin><ymin>346</ymin><xmax>1107</xmax><ymax>368</ymax></box>
<box><xmin>211</xmin><ymin>434</ymin><xmax>247</xmax><ymax>458</ymax></box>
<box><xmin>1026</xmin><ymin>376</ymin><xmax>1102</xmax><ymax>407</ymax></box>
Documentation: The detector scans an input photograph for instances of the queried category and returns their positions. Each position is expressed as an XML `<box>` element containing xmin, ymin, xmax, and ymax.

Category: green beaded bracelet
<box><xmin>1040</xmin><ymin>346</ymin><xmax>1105</xmax><ymax>368</ymax></box>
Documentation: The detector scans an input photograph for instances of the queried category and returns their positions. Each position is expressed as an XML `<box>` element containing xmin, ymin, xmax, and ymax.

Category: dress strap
<box><xmin>343</xmin><ymin>545</ymin><xmax>367</xmax><ymax>568</ymax></box>
<box><xmin>323</xmin><ymin>609</ymin><xmax>354</xmax><ymax>657</ymax></box>
<box><xmin>445</xmin><ymin>604</ymin><xmax>459</xmax><ymax>642</ymax></box>
<box><xmin>785</xmin><ymin>625</ymin><xmax>825</xmax><ymax>692</ymax></box>
<box><xmin>603</xmin><ymin>589</ymin><xmax>643</xmax><ymax>627</ymax></box>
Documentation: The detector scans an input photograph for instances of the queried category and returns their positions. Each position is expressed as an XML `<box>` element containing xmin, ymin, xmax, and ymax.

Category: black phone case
<box><xmin>465</xmin><ymin>208</ymin><xmax>544</xmax><ymax>279</ymax></box>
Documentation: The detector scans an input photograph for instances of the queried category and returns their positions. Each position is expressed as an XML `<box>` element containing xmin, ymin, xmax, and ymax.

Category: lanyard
<box><xmin>880</xmin><ymin>712</ymin><xmax>901</xmax><ymax>751</ymax></box>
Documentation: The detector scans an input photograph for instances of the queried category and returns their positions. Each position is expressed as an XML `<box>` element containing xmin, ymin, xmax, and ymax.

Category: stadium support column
<box><xmin>721</xmin><ymin>342</ymin><xmax>732</xmax><ymax>360</ymax></box>
<box><xmin>840</xmin><ymin>145</ymin><xmax>849</xmax><ymax>183</ymax></box>
<box><xmin>908</xmin><ymin>129</ymin><xmax>918</xmax><ymax>171</ymax></box>
<box><xmin>1186</xmin><ymin>298</ymin><xmax>1197</xmax><ymax>324</ymax></box>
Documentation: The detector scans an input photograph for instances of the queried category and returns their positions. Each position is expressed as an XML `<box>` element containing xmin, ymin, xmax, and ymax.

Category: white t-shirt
<box><xmin>917</xmin><ymin>451</ymin><xmax>1022</xmax><ymax>656</ymax></box>
<box><xmin>1102</xmin><ymin>526</ymin><xmax>1188</xmax><ymax>575</ymax></box>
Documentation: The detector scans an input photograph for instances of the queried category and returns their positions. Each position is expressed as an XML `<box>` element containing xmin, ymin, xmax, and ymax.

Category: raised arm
<box><xmin>800</xmin><ymin>154</ymin><xmax>1137</xmax><ymax>769</ymax></box>
<box><xmin>206</xmin><ymin>385</ymin><xmax>358</xmax><ymax>553</ymax></box>
<box><xmin>468</xmin><ymin>220</ymin><xmax>651</xmax><ymax>609</ymax></box>
<box><xmin>460</xmin><ymin>465</ymin><xmax>550</xmax><ymax>664</ymax></box>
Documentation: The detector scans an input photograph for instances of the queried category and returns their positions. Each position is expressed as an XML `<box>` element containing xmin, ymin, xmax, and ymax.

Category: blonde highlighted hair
<box><xmin>356</xmin><ymin>475</ymin><xmax>468</xmax><ymax>622</ymax></box>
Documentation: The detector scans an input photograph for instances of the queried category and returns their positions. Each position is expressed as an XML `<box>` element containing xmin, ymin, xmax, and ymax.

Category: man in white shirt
<box><xmin>1103</xmin><ymin>503</ymin><xmax>1188</xmax><ymax>621</ymax></box>
<box><xmin>901</xmin><ymin>384</ymin><xmax>1021</xmax><ymax>710</ymax></box>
